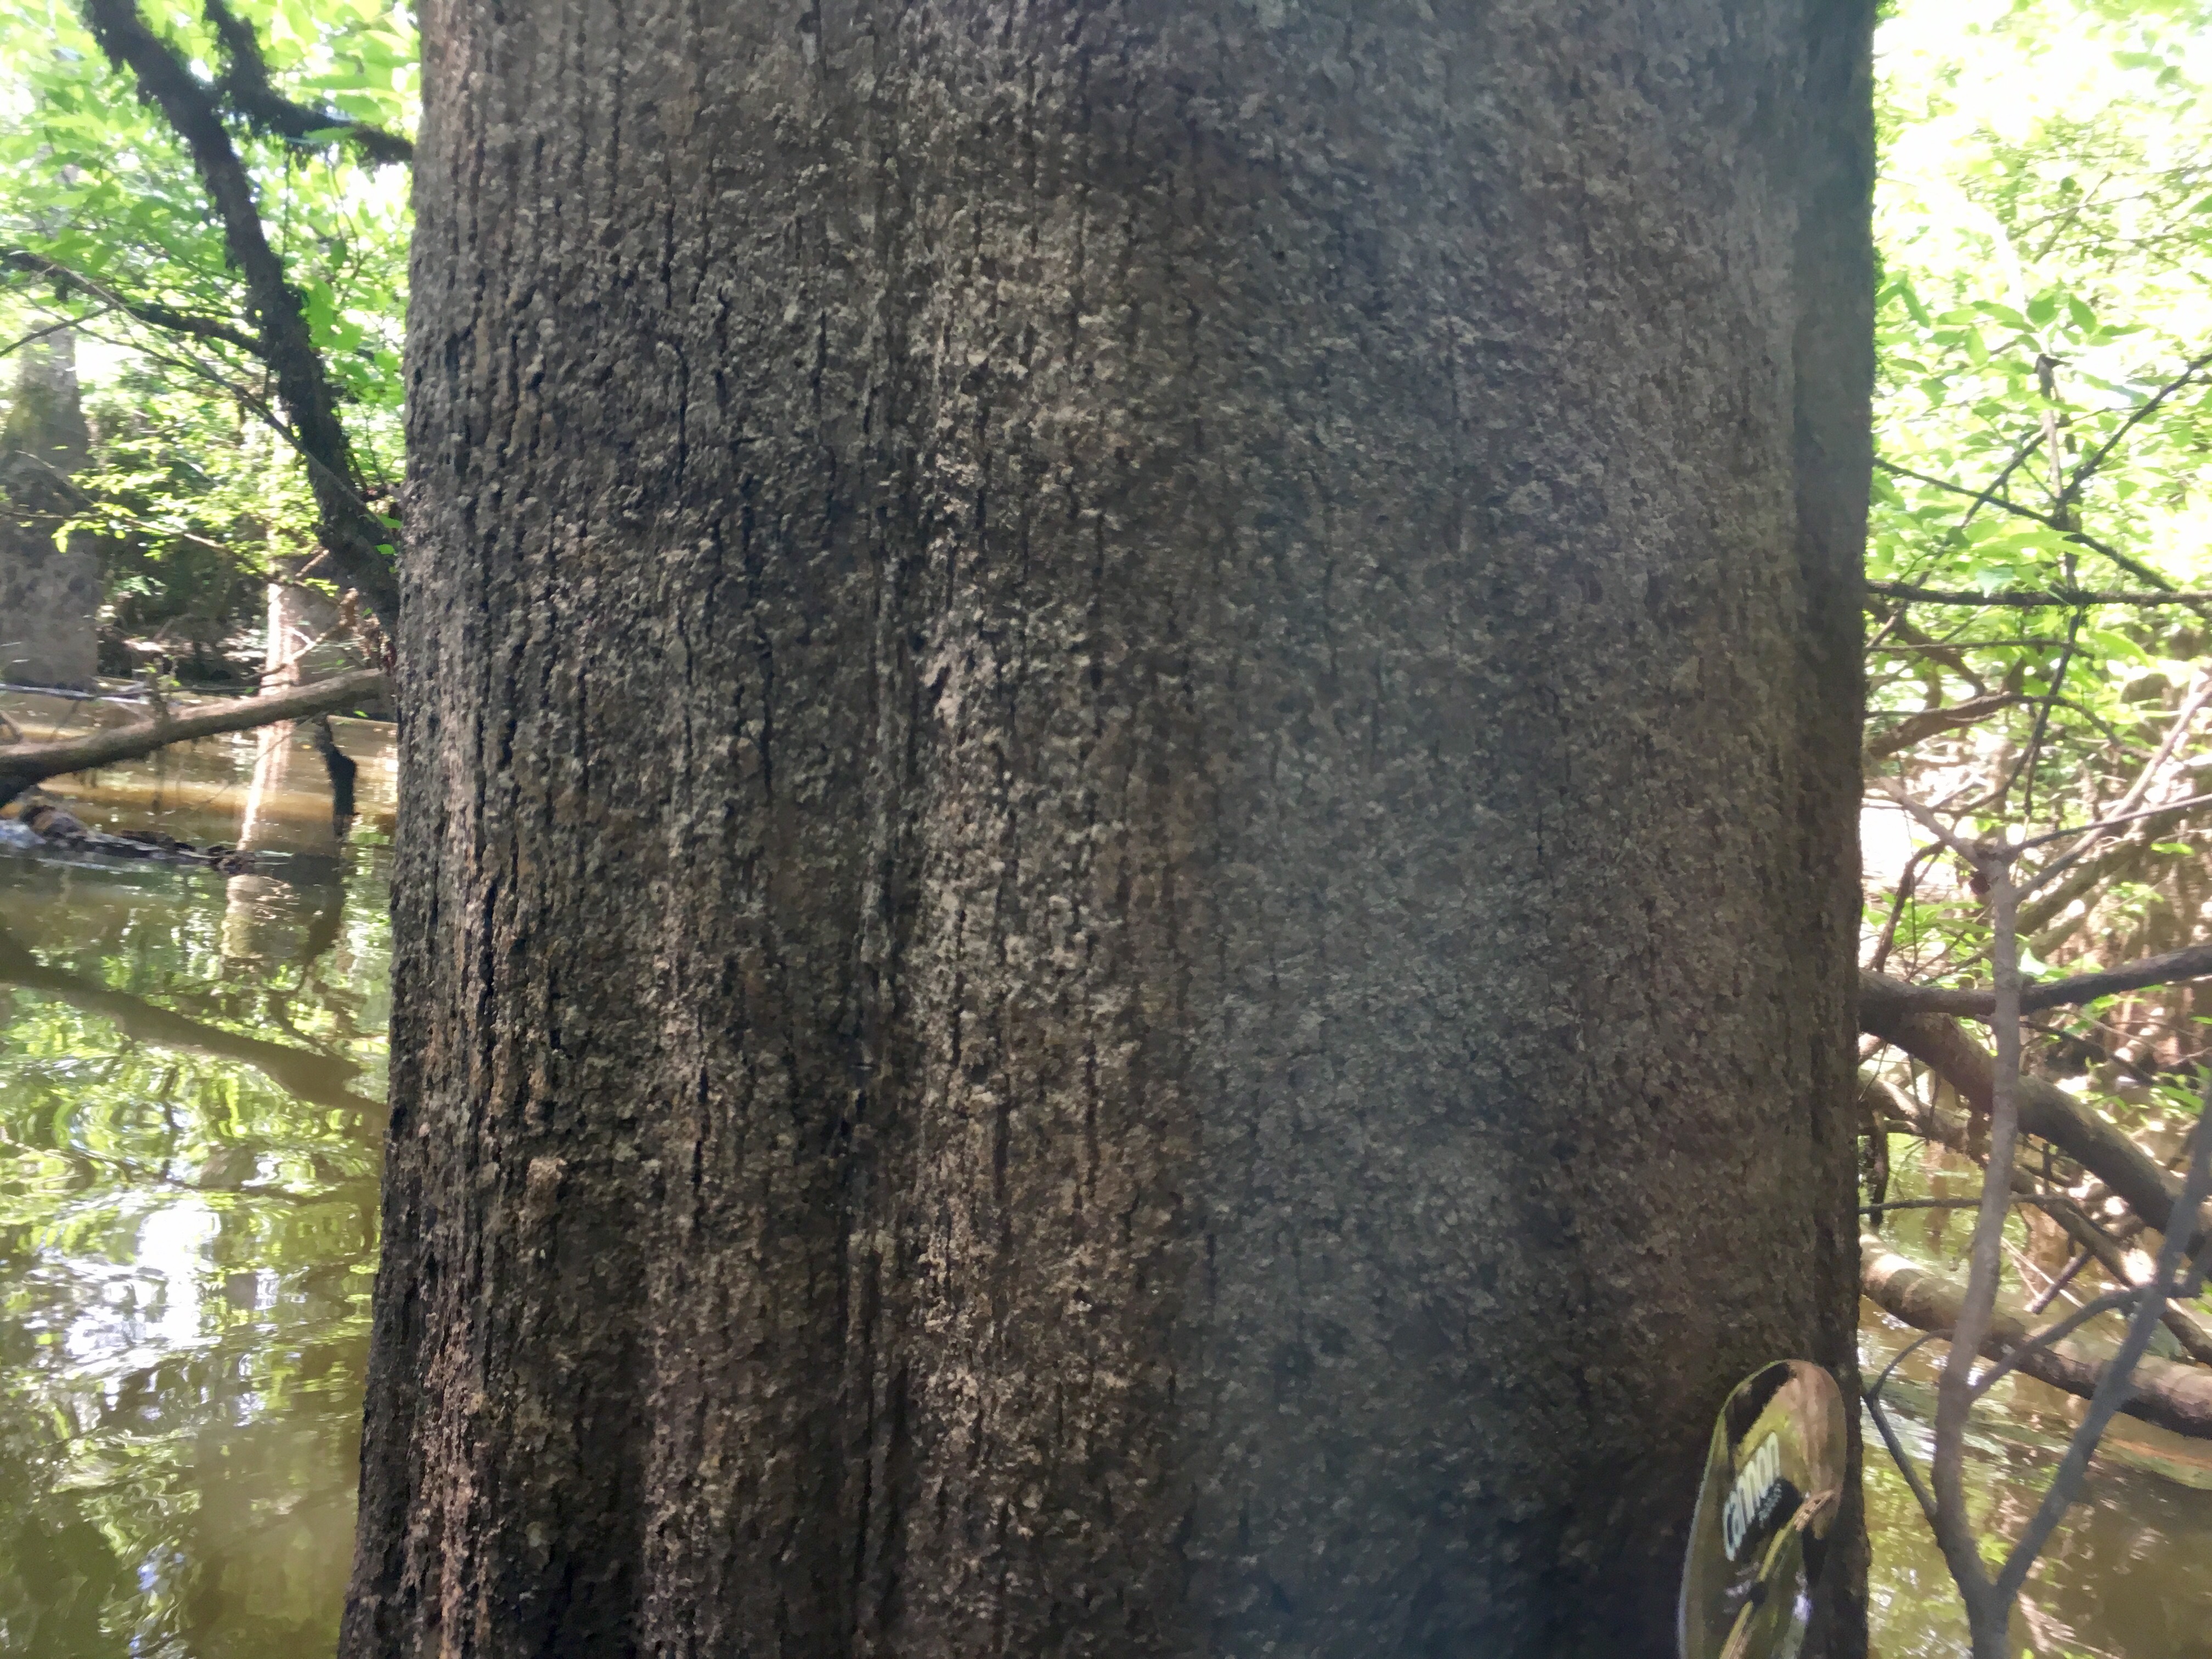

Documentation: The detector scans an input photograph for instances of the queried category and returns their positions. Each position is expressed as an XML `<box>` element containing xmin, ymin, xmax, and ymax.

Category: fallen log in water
<box><xmin>0</xmin><ymin>668</ymin><xmax>388</xmax><ymax>809</ymax></box>
<box><xmin>1861</xmin><ymin>1235</ymin><xmax>2212</xmax><ymax>1441</ymax></box>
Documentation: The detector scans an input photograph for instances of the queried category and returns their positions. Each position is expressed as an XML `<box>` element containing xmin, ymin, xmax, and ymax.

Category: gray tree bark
<box><xmin>0</xmin><ymin>331</ymin><xmax>100</xmax><ymax>689</ymax></box>
<box><xmin>346</xmin><ymin>4</ymin><xmax>1874</xmax><ymax>1657</ymax></box>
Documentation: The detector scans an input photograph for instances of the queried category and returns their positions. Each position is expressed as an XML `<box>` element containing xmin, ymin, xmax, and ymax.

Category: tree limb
<box><xmin>2058</xmin><ymin>347</ymin><xmax>2212</xmax><ymax>514</ymax></box>
<box><xmin>1872</xmin><ymin>460</ymin><xmax>2192</xmax><ymax>602</ymax></box>
<box><xmin>1866</xmin><ymin>941</ymin><xmax>2212</xmax><ymax>1020</ymax></box>
<box><xmin>202</xmin><ymin>0</ymin><xmax>413</xmax><ymax>166</ymax></box>
<box><xmin>0</xmin><ymin>668</ymin><xmax>388</xmax><ymax>809</ymax></box>
<box><xmin>1</xmin><ymin>247</ymin><xmax>268</xmax><ymax>359</ymax></box>
<box><xmin>2025</xmin><ymin>941</ymin><xmax>2212</xmax><ymax>1013</ymax></box>
<box><xmin>1866</xmin><ymin>692</ymin><xmax>2027</xmax><ymax>760</ymax></box>
<box><xmin>1861</xmin><ymin>1238</ymin><xmax>2212</xmax><ymax>1440</ymax></box>
<box><xmin>1870</xmin><ymin>1079</ymin><xmax>2212</xmax><ymax>1365</ymax></box>
<box><xmin>1860</xmin><ymin>968</ymin><xmax>2209</xmax><ymax>1255</ymax></box>
<box><xmin>79</xmin><ymin>0</ymin><xmax>399</xmax><ymax>630</ymax></box>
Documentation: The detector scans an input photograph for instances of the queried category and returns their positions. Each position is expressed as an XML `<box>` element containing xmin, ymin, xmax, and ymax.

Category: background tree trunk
<box><xmin>0</xmin><ymin>330</ymin><xmax>100</xmax><ymax>689</ymax></box>
<box><xmin>347</xmin><ymin>5</ymin><xmax>1873</xmax><ymax>1657</ymax></box>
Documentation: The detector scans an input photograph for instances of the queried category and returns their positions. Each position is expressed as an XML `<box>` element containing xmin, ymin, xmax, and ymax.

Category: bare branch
<box><xmin>0</xmin><ymin>307</ymin><xmax>119</xmax><ymax>357</ymax></box>
<box><xmin>1859</xmin><ymin>969</ymin><xmax>2211</xmax><ymax>1256</ymax></box>
<box><xmin>0</xmin><ymin>668</ymin><xmax>388</xmax><ymax>809</ymax></box>
<box><xmin>1926</xmin><ymin>857</ymin><xmax>2023</xmax><ymax>1622</ymax></box>
<box><xmin>1868</xmin><ymin>940</ymin><xmax>2212</xmax><ymax>1020</ymax></box>
<box><xmin>1970</xmin><ymin>1288</ymin><xmax>2145</xmax><ymax>1397</ymax></box>
<box><xmin>2058</xmin><ymin>347</ymin><xmax>2212</xmax><ymax>512</ymax></box>
<box><xmin>1859</xmin><ymin>1197</ymin><xmax>2078</xmax><ymax>1216</ymax></box>
<box><xmin>1</xmin><ymin>247</ymin><xmax>267</xmax><ymax>359</ymax></box>
<box><xmin>1958</xmin><ymin>428</ymin><xmax>2048</xmax><ymax>531</ymax></box>
<box><xmin>1866</xmin><ymin>778</ymin><xmax>1984</xmax><ymax>866</ymax></box>
<box><xmin>1866</xmin><ymin>692</ymin><xmax>2027</xmax><ymax>760</ymax></box>
<box><xmin>1873</xmin><ymin>459</ymin><xmax>2186</xmax><ymax>597</ymax></box>
<box><xmin>2019</xmin><ymin>668</ymin><xmax>2212</xmax><ymax>896</ymax></box>
<box><xmin>1868</xmin><ymin>1075</ymin><xmax>2212</xmax><ymax>1365</ymax></box>
<box><xmin>1997</xmin><ymin>1086</ymin><xmax>2212</xmax><ymax>1599</ymax></box>
<box><xmin>1869</xmin><ymin>841</ymin><xmax>1943</xmax><ymax>974</ymax></box>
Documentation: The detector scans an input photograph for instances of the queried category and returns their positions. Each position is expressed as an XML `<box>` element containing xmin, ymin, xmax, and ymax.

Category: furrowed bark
<box><xmin>0</xmin><ymin>667</ymin><xmax>386</xmax><ymax>808</ymax></box>
<box><xmin>1863</xmin><ymin>1238</ymin><xmax>2212</xmax><ymax>1441</ymax></box>
<box><xmin>347</xmin><ymin>5</ymin><xmax>1875</xmax><ymax>1657</ymax></box>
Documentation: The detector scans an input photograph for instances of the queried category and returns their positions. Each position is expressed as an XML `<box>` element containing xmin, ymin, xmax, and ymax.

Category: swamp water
<box><xmin>2</xmin><ymin>693</ymin><xmax>389</xmax><ymax>1657</ymax></box>
<box><xmin>3</xmin><ymin>691</ymin><xmax>2210</xmax><ymax>1657</ymax></box>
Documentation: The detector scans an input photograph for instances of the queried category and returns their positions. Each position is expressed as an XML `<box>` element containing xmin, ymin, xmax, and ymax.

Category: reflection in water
<box><xmin>227</xmin><ymin>715</ymin><xmax>344</xmax><ymax>967</ymax></box>
<box><xmin>5</xmin><ymin>701</ymin><xmax>2212</xmax><ymax>1656</ymax></box>
<box><xmin>0</xmin><ymin>699</ymin><xmax>388</xmax><ymax>1658</ymax></box>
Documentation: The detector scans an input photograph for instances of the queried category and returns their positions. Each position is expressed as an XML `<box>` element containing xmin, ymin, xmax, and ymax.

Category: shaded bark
<box><xmin>347</xmin><ymin>5</ymin><xmax>1874</xmax><ymax>1657</ymax></box>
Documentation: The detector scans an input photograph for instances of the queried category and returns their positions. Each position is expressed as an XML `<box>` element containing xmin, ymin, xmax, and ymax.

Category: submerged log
<box><xmin>0</xmin><ymin>668</ymin><xmax>387</xmax><ymax>808</ymax></box>
<box><xmin>1861</xmin><ymin>1237</ymin><xmax>2212</xmax><ymax>1441</ymax></box>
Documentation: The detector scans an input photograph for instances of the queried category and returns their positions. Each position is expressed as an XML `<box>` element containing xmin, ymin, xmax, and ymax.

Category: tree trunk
<box><xmin>347</xmin><ymin>5</ymin><xmax>1874</xmax><ymax>1657</ymax></box>
<box><xmin>0</xmin><ymin>331</ymin><xmax>100</xmax><ymax>690</ymax></box>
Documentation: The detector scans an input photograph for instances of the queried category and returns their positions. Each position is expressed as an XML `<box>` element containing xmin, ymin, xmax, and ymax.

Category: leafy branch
<box><xmin>78</xmin><ymin>0</ymin><xmax>400</xmax><ymax>629</ymax></box>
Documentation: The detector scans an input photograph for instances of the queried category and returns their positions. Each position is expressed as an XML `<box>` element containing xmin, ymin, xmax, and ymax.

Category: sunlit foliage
<box><xmin>1</xmin><ymin>0</ymin><xmax>413</xmax><ymax>652</ymax></box>
<box><xmin>1870</xmin><ymin>0</ymin><xmax>2212</xmax><ymax>1093</ymax></box>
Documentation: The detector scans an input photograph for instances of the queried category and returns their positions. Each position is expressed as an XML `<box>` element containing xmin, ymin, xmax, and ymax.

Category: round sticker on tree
<box><xmin>1678</xmin><ymin>1361</ymin><xmax>1847</xmax><ymax>1659</ymax></box>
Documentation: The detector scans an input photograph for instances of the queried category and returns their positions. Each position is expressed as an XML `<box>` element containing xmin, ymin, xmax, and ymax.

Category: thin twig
<box><xmin>1859</xmin><ymin>1196</ymin><xmax>2081</xmax><ymax>1215</ymax></box>
<box><xmin>2027</xmin><ymin>1246</ymin><xmax>2094</xmax><ymax>1314</ymax></box>
<box><xmin>1866</xmin><ymin>1382</ymin><xmax>1944</xmax><ymax>1528</ymax></box>
<box><xmin>1927</xmin><ymin>851</ymin><xmax>2024</xmax><ymax>1646</ymax></box>
<box><xmin>1874</xmin><ymin>459</ymin><xmax>2191</xmax><ymax>601</ymax></box>
<box><xmin>2015</xmin><ymin>606</ymin><xmax>2085</xmax><ymax>821</ymax></box>
<box><xmin>2058</xmin><ymin>347</ymin><xmax>2212</xmax><ymax>513</ymax></box>
<box><xmin>0</xmin><ymin>306</ymin><xmax>119</xmax><ymax>357</ymax></box>
<box><xmin>1870</xmin><ymin>842</ymin><xmax>1943</xmax><ymax>976</ymax></box>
